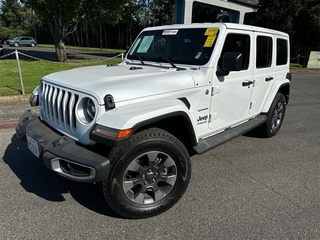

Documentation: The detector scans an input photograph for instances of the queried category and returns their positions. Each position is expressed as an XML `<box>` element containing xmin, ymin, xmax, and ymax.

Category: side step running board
<box><xmin>194</xmin><ymin>115</ymin><xmax>267</xmax><ymax>154</ymax></box>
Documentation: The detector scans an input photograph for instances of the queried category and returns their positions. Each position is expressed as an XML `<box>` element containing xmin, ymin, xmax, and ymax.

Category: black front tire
<box><xmin>258</xmin><ymin>93</ymin><xmax>286</xmax><ymax>138</ymax></box>
<box><xmin>103</xmin><ymin>128</ymin><xmax>191</xmax><ymax>219</ymax></box>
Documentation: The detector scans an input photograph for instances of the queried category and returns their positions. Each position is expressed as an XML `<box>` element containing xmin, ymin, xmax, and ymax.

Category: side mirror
<box><xmin>216</xmin><ymin>52</ymin><xmax>243</xmax><ymax>76</ymax></box>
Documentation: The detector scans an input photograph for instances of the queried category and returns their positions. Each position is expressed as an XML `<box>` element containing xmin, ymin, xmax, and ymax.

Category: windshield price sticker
<box><xmin>204</xmin><ymin>27</ymin><xmax>219</xmax><ymax>47</ymax></box>
<box><xmin>205</xmin><ymin>28</ymin><xmax>219</xmax><ymax>36</ymax></box>
<box><xmin>204</xmin><ymin>35</ymin><xmax>217</xmax><ymax>47</ymax></box>
<box><xmin>162</xmin><ymin>30</ymin><xmax>179</xmax><ymax>35</ymax></box>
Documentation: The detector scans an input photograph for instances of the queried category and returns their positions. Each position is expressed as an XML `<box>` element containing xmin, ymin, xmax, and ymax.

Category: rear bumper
<box><xmin>16</xmin><ymin>110</ymin><xmax>110</xmax><ymax>183</ymax></box>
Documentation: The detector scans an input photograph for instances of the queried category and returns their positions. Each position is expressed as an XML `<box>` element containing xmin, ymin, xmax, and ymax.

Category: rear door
<box><xmin>250</xmin><ymin>33</ymin><xmax>290</xmax><ymax>116</ymax></box>
<box><xmin>20</xmin><ymin>37</ymin><xmax>28</xmax><ymax>45</ymax></box>
<box><xmin>250</xmin><ymin>32</ymin><xmax>274</xmax><ymax>116</ymax></box>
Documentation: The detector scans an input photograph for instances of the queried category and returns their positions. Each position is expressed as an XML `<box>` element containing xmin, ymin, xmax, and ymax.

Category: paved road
<box><xmin>0</xmin><ymin>72</ymin><xmax>319</xmax><ymax>239</ymax></box>
<box><xmin>1</xmin><ymin>45</ymin><xmax>119</xmax><ymax>61</ymax></box>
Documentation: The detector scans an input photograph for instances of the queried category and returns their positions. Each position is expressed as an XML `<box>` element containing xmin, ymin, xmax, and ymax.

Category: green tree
<box><xmin>23</xmin><ymin>0</ymin><xmax>129</xmax><ymax>62</ymax></box>
<box><xmin>82</xmin><ymin>0</ymin><xmax>130</xmax><ymax>49</ymax></box>
<box><xmin>293</xmin><ymin>0</ymin><xmax>320</xmax><ymax>54</ymax></box>
<box><xmin>22</xmin><ymin>0</ymin><xmax>86</xmax><ymax>62</ymax></box>
<box><xmin>152</xmin><ymin>0</ymin><xmax>175</xmax><ymax>26</ymax></box>
<box><xmin>245</xmin><ymin>0</ymin><xmax>320</xmax><ymax>56</ymax></box>
<box><xmin>115</xmin><ymin>1</ymin><xmax>141</xmax><ymax>47</ymax></box>
<box><xmin>245</xmin><ymin>0</ymin><xmax>302</xmax><ymax>35</ymax></box>
<box><xmin>0</xmin><ymin>0</ymin><xmax>31</xmax><ymax>39</ymax></box>
<box><xmin>131</xmin><ymin>0</ymin><xmax>174</xmax><ymax>28</ymax></box>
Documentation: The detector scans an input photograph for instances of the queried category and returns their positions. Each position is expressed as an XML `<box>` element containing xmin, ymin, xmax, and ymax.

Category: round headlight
<box><xmin>85</xmin><ymin>98</ymin><xmax>96</xmax><ymax>120</ymax></box>
<box><xmin>78</xmin><ymin>97</ymin><xmax>96</xmax><ymax>123</ymax></box>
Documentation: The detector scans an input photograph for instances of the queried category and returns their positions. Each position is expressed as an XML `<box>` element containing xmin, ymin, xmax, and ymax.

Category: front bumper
<box><xmin>16</xmin><ymin>110</ymin><xmax>110</xmax><ymax>183</ymax></box>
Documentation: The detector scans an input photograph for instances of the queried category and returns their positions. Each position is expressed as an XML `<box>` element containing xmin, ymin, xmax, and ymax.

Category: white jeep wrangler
<box><xmin>16</xmin><ymin>23</ymin><xmax>291</xmax><ymax>218</ymax></box>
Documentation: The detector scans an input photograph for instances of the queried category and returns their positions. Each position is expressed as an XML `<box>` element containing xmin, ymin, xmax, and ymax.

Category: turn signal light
<box><xmin>117</xmin><ymin>129</ymin><xmax>132</xmax><ymax>138</ymax></box>
<box><xmin>93</xmin><ymin>126</ymin><xmax>132</xmax><ymax>139</ymax></box>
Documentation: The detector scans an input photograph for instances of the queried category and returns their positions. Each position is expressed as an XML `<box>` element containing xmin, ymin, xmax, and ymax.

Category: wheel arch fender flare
<box><xmin>90</xmin><ymin>98</ymin><xmax>199</xmax><ymax>147</ymax></box>
<box><xmin>261</xmin><ymin>80</ymin><xmax>290</xmax><ymax>113</ymax></box>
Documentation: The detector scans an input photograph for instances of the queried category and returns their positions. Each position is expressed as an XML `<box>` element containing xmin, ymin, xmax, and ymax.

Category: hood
<box><xmin>42</xmin><ymin>64</ymin><xmax>195</xmax><ymax>104</ymax></box>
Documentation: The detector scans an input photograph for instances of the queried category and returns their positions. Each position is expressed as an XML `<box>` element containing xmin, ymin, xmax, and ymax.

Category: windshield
<box><xmin>127</xmin><ymin>28</ymin><xmax>219</xmax><ymax>66</ymax></box>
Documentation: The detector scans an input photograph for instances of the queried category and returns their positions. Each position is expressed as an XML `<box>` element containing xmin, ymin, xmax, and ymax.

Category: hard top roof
<box><xmin>143</xmin><ymin>22</ymin><xmax>289</xmax><ymax>37</ymax></box>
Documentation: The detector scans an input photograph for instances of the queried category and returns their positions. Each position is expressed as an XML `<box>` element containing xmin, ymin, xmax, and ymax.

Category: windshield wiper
<box><xmin>159</xmin><ymin>57</ymin><xmax>177</xmax><ymax>68</ymax></box>
<box><xmin>133</xmin><ymin>55</ymin><xmax>145</xmax><ymax>65</ymax></box>
<box><xmin>152</xmin><ymin>56</ymin><xmax>186</xmax><ymax>70</ymax></box>
<box><xmin>127</xmin><ymin>56</ymin><xmax>186</xmax><ymax>70</ymax></box>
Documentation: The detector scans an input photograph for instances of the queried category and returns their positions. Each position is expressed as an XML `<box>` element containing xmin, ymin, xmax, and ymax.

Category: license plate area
<box><xmin>26</xmin><ymin>133</ymin><xmax>40</xmax><ymax>158</ymax></box>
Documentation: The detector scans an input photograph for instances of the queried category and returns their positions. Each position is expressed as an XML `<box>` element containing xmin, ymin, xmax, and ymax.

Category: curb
<box><xmin>0</xmin><ymin>95</ymin><xmax>30</xmax><ymax>130</ymax></box>
<box><xmin>290</xmin><ymin>70</ymin><xmax>320</xmax><ymax>74</ymax></box>
<box><xmin>0</xmin><ymin>94</ymin><xmax>30</xmax><ymax>104</ymax></box>
<box><xmin>0</xmin><ymin>121</ymin><xmax>18</xmax><ymax>131</ymax></box>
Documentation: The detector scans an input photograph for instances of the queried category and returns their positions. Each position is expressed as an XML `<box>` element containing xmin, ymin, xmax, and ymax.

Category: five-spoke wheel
<box><xmin>103</xmin><ymin>128</ymin><xmax>191</xmax><ymax>219</ymax></box>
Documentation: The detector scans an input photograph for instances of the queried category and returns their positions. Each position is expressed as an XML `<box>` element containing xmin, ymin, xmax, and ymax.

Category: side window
<box><xmin>219</xmin><ymin>34</ymin><xmax>250</xmax><ymax>70</ymax></box>
<box><xmin>256</xmin><ymin>36</ymin><xmax>272</xmax><ymax>68</ymax></box>
<box><xmin>276</xmin><ymin>39</ymin><xmax>288</xmax><ymax>65</ymax></box>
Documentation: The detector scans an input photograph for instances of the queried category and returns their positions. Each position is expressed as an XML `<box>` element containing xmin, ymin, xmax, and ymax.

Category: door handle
<box><xmin>242</xmin><ymin>80</ymin><xmax>253</xmax><ymax>87</ymax></box>
<box><xmin>265</xmin><ymin>77</ymin><xmax>274</xmax><ymax>81</ymax></box>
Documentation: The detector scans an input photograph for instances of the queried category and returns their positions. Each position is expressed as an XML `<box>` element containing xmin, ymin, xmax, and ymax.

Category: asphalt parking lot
<box><xmin>0</xmin><ymin>72</ymin><xmax>319</xmax><ymax>239</ymax></box>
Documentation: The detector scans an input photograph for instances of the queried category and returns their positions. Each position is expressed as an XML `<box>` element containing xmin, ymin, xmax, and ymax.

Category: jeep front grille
<box><xmin>41</xmin><ymin>82</ymin><xmax>79</xmax><ymax>133</ymax></box>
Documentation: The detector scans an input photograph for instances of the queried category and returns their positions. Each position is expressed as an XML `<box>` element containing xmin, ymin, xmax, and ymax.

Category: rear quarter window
<box><xmin>276</xmin><ymin>39</ymin><xmax>288</xmax><ymax>65</ymax></box>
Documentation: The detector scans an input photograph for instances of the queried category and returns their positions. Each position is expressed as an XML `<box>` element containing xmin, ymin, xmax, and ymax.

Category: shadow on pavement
<box><xmin>3</xmin><ymin>134</ymin><xmax>118</xmax><ymax>218</ymax></box>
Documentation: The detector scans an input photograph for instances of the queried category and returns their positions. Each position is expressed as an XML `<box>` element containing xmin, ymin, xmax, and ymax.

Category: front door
<box><xmin>209</xmin><ymin>31</ymin><xmax>254</xmax><ymax>132</ymax></box>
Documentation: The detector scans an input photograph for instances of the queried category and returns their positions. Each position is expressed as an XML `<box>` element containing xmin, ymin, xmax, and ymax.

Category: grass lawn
<box><xmin>0</xmin><ymin>57</ymin><xmax>122</xmax><ymax>96</ymax></box>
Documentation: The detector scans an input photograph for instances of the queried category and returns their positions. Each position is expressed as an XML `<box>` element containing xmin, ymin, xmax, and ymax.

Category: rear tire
<box><xmin>257</xmin><ymin>93</ymin><xmax>286</xmax><ymax>138</ymax></box>
<box><xmin>103</xmin><ymin>128</ymin><xmax>191</xmax><ymax>219</ymax></box>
